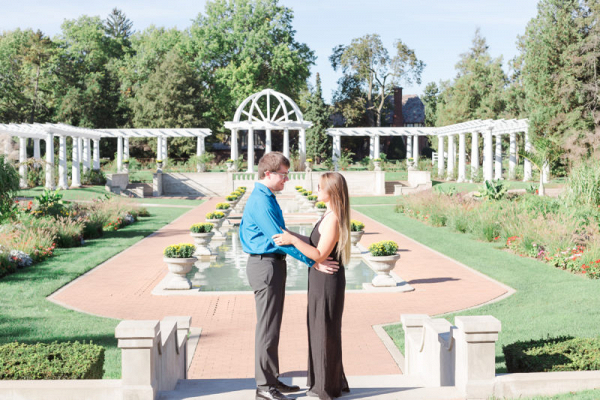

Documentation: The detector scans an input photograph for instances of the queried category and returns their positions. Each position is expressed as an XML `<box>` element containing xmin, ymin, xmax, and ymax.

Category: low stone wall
<box><xmin>0</xmin><ymin>316</ymin><xmax>191</xmax><ymax>400</ymax></box>
<box><xmin>105</xmin><ymin>173</ymin><xmax>129</xmax><ymax>194</ymax></box>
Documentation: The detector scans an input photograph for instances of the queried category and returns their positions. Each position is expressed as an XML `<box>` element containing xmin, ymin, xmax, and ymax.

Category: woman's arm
<box><xmin>282</xmin><ymin>229</ymin><xmax>311</xmax><ymax>245</ymax></box>
<box><xmin>273</xmin><ymin>215</ymin><xmax>339</xmax><ymax>263</ymax></box>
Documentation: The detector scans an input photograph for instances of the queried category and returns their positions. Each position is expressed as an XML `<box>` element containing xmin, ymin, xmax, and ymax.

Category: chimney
<box><xmin>393</xmin><ymin>87</ymin><xmax>404</xmax><ymax>127</ymax></box>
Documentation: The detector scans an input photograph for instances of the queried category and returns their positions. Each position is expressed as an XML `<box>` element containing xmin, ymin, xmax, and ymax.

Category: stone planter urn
<box><xmin>350</xmin><ymin>230</ymin><xmax>364</xmax><ymax>254</ymax></box>
<box><xmin>316</xmin><ymin>208</ymin><xmax>326</xmax><ymax>217</ymax></box>
<box><xmin>365</xmin><ymin>254</ymin><xmax>400</xmax><ymax>287</ymax></box>
<box><xmin>164</xmin><ymin>256</ymin><xmax>197</xmax><ymax>290</ymax></box>
<box><xmin>226</xmin><ymin>162</ymin><xmax>235</xmax><ymax>172</ymax></box>
<box><xmin>305</xmin><ymin>160</ymin><xmax>313</xmax><ymax>172</ymax></box>
<box><xmin>206</xmin><ymin>218</ymin><xmax>224</xmax><ymax>231</ymax></box>
<box><xmin>373</xmin><ymin>161</ymin><xmax>381</xmax><ymax>171</ymax></box>
<box><xmin>190</xmin><ymin>232</ymin><xmax>214</xmax><ymax>256</ymax></box>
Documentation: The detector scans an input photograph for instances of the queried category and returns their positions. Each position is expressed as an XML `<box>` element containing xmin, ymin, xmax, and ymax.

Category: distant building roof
<box><xmin>402</xmin><ymin>95</ymin><xmax>425</xmax><ymax>124</ymax></box>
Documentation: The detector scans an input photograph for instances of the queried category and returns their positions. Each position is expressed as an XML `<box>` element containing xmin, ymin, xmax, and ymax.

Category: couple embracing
<box><xmin>239</xmin><ymin>152</ymin><xmax>351</xmax><ymax>400</ymax></box>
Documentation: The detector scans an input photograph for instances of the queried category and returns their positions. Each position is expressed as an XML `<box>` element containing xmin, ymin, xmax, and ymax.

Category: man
<box><xmin>240</xmin><ymin>152</ymin><xmax>338</xmax><ymax>400</ymax></box>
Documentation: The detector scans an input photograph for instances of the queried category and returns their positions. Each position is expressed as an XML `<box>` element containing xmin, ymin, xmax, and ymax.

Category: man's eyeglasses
<box><xmin>270</xmin><ymin>171</ymin><xmax>289</xmax><ymax>179</ymax></box>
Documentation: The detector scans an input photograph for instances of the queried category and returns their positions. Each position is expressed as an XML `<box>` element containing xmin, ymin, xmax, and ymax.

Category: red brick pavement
<box><xmin>49</xmin><ymin>197</ymin><xmax>510</xmax><ymax>379</ymax></box>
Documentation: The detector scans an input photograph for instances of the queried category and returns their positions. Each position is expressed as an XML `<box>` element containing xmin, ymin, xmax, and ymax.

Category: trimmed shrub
<box><xmin>0</xmin><ymin>341</ymin><xmax>105</xmax><ymax>379</ymax></box>
<box><xmin>81</xmin><ymin>170</ymin><xmax>107</xmax><ymax>185</ymax></box>
<box><xmin>503</xmin><ymin>336</ymin><xmax>600</xmax><ymax>373</ymax></box>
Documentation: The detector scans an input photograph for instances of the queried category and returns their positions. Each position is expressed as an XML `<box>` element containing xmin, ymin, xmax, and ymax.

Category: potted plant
<box><xmin>366</xmin><ymin>240</ymin><xmax>400</xmax><ymax>287</ymax></box>
<box><xmin>226</xmin><ymin>194</ymin><xmax>238</xmax><ymax>206</ymax></box>
<box><xmin>305</xmin><ymin>158</ymin><xmax>313</xmax><ymax>171</ymax></box>
<box><xmin>205</xmin><ymin>211</ymin><xmax>225</xmax><ymax>230</ymax></box>
<box><xmin>315</xmin><ymin>201</ymin><xmax>327</xmax><ymax>217</ymax></box>
<box><xmin>225</xmin><ymin>158</ymin><xmax>235</xmax><ymax>172</ymax></box>
<box><xmin>373</xmin><ymin>158</ymin><xmax>382</xmax><ymax>171</ymax></box>
<box><xmin>190</xmin><ymin>223</ymin><xmax>214</xmax><ymax>256</ymax></box>
<box><xmin>307</xmin><ymin>194</ymin><xmax>318</xmax><ymax>206</ymax></box>
<box><xmin>406</xmin><ymin>157</ymin><xmax>416</xmax><ymax>171</ymax></box>
<box><xmin>122</xmin><ymin>159</ymin><xmax>129</xmax><ymax>172</ymax></box>
<box><xmin>216</xmin><ymin>202</ymin><xmax>232</xmax><ymax>217</ymax></box>
<box><xmin>156</xmin><ymin>159</ymin><xmax>164</xmax><ymax>171</ymax></box>
<box><xmin>163</xmin><ymin>243</ymin><xmax>197</xmax><ymax>289</ymax></box>
<box><xmin>350</xmin><ymin>220</ymin><xmax>365</xmax><ymax>254</ymax></box>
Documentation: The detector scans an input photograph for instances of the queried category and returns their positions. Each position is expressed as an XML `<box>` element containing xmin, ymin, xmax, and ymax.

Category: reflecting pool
<box><xmin>187</xmin><ymin>225</ymin><xmax>376</xmax><ymax>291</ymax></box>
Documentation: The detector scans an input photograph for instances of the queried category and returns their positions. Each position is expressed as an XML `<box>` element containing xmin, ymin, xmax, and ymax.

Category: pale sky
<box><xmin>0</xmin><ymin>0</ymin><xmax>539</xmax><ymax>103</ymax></box>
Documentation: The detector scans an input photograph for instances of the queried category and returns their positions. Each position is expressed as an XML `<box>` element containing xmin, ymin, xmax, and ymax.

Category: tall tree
<box><xmin>304</xmin><ymin>73</ymin><xmax>331</xmax><ymax>163</ymax></box>
<box><xmin>331</xmin><ymin>34</ymin><xmax>424</xmax><ymax>127</ymax></box>
<box><xmin>105</xmin><ymin>8</ymin><xmax>134</xmax><ymax>42</ymax></box>
<box><xmin>422</xmin><ymin>82</ymin><xmax>439</xmax><ymax>127</ymax></box>
<box><xmin>21</xmin><ymin>30</ymin><xmax>54</xmax><ymax>123</ymax></box>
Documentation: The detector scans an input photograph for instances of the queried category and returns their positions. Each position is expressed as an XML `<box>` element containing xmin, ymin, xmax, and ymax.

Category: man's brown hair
<box><xmin>258</xmin><ymin>152</ymin><xmax>290</xmax><ymax>179</ymax></box>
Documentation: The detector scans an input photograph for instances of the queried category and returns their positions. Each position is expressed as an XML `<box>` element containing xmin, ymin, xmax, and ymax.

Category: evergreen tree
<box><xmin>304</xmin><ymin>73</ymin><xmax>331</xmax><ymax>163</ymax></box>
<box><xmin>422</xmin><ymin>82</ymin><xmax>439</xmax><ymax>127</ymax></box>
<box><xmin>105</xmin><ymin>8</ymin><xmax>134</xmax><ymax>42</ymax></box>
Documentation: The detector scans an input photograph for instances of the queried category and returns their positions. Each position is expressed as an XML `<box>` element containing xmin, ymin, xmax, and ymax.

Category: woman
<box><xmin>272</xmin><ymin>172</ymin><xmax>350</xmax><ymax>399</ymax></box>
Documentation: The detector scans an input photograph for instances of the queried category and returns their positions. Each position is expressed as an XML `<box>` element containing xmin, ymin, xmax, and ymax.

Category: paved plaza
<box><xmin>49</xmin><ymin>197</ymin><xmax>509</xmax><ymax>381</ymax></box>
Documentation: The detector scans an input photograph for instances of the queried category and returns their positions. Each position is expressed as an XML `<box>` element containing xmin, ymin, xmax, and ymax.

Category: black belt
<box><xmin>250</xmin><ymin>253</ymin><xmax>286</xmax><ymax>260</ymax></box>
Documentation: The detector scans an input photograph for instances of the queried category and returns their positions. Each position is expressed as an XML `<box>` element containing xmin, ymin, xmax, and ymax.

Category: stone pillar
<box><xmin>283</xmin><ymin>128</ymin><xmax>289</xmax><ymax>159</ymax></box>
<box><xmin>483</xmin><ymin>128</ymin><xmax>493</xmax><ymax>183</ymax></box>
<box><xmin>265</xmin><ymin>129</ymin><xmax>272</xmax><ymax>153</ymax></box>
<box><xmin>523</xmin><ymin>130</ymin><xmax>532</xmax><ymax>181</ymax></box>
<box><xmin>116</xmin><ymin>320</ymin><xmax>160</xmax><ymax>400</ymax></box>
<box><xmin>401</xmin><ymin>314</ymin><xmax>430</xmax><ymax>375</ymax></box>
<box><xmin>247</xmin><ymin>128</ymin><xmax>255</xmax><ymax>173</ymax></box>
<box><xmin>82</xmin><ymin>138</ymin><xmax>90</xmax><ymax>174</ymax></box>
<box><xmin>197</xmin><ymin>136</ymin><xmax>205</xmax><ymax>157</ymax></box>
<box><xmin>332</xmin><ymin>135</ymin><xmax>341</xmax><ymax>170</ymax></box>
<box><xmin>33</xmin><ymin>138</ymin><xmax>41</xmax><ymax>167</ymax></box>
<box><xmin>19</xmin><ymin>137</ymin><xmax>27</xmax><ymax>188</ymax></box>
<box><xmin>457</xmin><ymin>132</ymin><xmax>466</xmax><ymax>182</ymax></box>
<box><xmin>45</xmin><ymin>134</ymin><xmax>54</xmax><ymax>189</ymax></box>
<box><xmin>162</xmin><ymin>137</ymin><xmax>168</xmax><ymax>166</ymax></box>
<box><xmin>157</xmin><ymin>137</ymin><xmax>163</xmax><ymax>161</ymax></box>
<box><xmin>93</xmin><ymin>139</ymin><xmax>100</xmax><ymax>170</ymax></box>
<box><xmin>412</xmin><ymin>134</ymin><xmax>419</xmax><ymax>164</ymax></box>
<box><xmin>446</xmin><ymin>135</ymin><xmax>455</xmax><ymax>180</ymax></box>
<box><xmin>117</xmin><ymin>136</ymin><xmax>123</xmax><ymax>173</ymax></box>
<box><xmin>471</xmin><ymin>131</ymin><xmax>479</xmax><ymax>182</ymax></box>
<box><xmin>77</xmin><ymin>137</ymin><xmax>83</xmax><ymax>168</ymax></box>
<box><xmin>454</xmin><ymin>316</ymin><xmax>501</xmax><ymax>399</ymax></box>
<box><xmin>299</xmin><ymin>128</ymin><xmax>306</xmax><ymax>166</ymax></box>
<box><xmin>230</xmin><ymin>129</ymin><xmax>238</xmax><ymax>161</ymax></box>
<box><xmin>373</xmin><ymin>134</ymin><xmax>380</xmax><ymax>159</ymax></box>
<box><xmin>124</xmin><ymin>137</ymin><xmax>130</xmax><ymax>162</ymax></box>
<box><xmin>71</xmin><ymin>136</ymin><xmax>81</xmax><ymax>188</ymax></box>
<box><xmin>494</xmin><ymin>134</ymin><xmax>502</xmax><ymax>180</ymax></box>
<box><xmin>437</xmin><ymin>136</ymin><xmax>444</xmax><ymax>177</ymax></box>
<box><xmin>509</xmin><ymin>132</ymin><xmax>516</xmax><ymax>180</ymax></box>
<box><xmin>406</xmin><ymin>135</ymin><xmax>413</xmax><ymax>164</ymax></box>
<box><xmin>58</xmin><ymin>135</ymin><xmax>68</xmax><ymax>189</ymax></box>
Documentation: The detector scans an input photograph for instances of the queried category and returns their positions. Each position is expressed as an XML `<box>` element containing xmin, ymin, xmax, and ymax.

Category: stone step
<box><xmin>125</xmin><ymin>183</ymin><xmax>153</xmax><ymax>198</ymax></box>
<box><xmin>157</xmin><ymin>375</ymin><xmax>463</xmax><ymax>400</ymax></box>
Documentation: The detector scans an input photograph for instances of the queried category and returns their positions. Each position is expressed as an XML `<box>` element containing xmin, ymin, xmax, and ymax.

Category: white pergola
<box><xmin>327</xmin><ymin>119</ymin><xmax>531</xmax><ymax>182</ymax></box>
<box><xmin>99</xmin><ymin>128</ymin><xmax>212</xmax><ymax>172</ymax></box>
<box><xmin>224</xmin><ymin>88</ymin><xmax>313</xmax><ymax>172</ymax></box>
<box><xmin>0</xmin><ymin>123</ymin><xmax>104</xmax><ymax>189</ymax></box>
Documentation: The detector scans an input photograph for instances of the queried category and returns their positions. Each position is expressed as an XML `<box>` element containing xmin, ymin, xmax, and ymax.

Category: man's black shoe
<box><xmin>275</xmin><ymin>380</ymin><xmax>300</xmax><ymax>393</ymax></box>
<box><xmin>256</xmin><ymin>387</ymin><xmax>293</xmax><ymax>400</ymax></box>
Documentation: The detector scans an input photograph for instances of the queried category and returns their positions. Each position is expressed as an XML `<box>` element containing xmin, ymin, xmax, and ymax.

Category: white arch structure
<box><xmin>1</xmin><ymin>123</ymin><xmax>211</xmax><ymax>190</ymax></box>
<box><xmin>327</xmin><ymin>119</ymin><xmax>532</xmax><ymax>183</ymax></box>
<box><xmin>224</xmin><ymin>89</ymin><xmax>313</xmax><ymax>172</ymax></box>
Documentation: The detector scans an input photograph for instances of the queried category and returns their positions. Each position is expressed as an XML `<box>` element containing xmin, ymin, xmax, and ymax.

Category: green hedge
<box><xmin>0</xmin><ymin>341</ymin><xmax>104</xmax><ymax>379</ymax></box>
<box><xmin>503</xmin><ymin>336</ymin><xmax>600</xmax><ymax>372</ymax></box>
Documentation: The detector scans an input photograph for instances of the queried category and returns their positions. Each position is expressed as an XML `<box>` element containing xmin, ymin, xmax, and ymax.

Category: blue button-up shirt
<box><xmin>239</xmin><ymin>183</ymin><xmax>315</xmax><ymax>267</ymax></box>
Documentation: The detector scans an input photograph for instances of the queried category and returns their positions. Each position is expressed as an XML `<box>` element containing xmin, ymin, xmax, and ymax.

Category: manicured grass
<box><xmin>354</xmin><ymin>205</ymin><xmax>600</xmax><ymax>374</ymax></box>
<box><xmin>522</xmin><ymin>389</ymin><xmax>600</xmax><ymax>399</ymax></box>
<box><xmin>0</xmin><ymin>206</ymin><xmax>190</xmax><ymax>378</ymax></box>
<box><xmin>385</xmin><ymin>171</ymin><xmax>409</xmax><ymax>181</ymax></box>
<box><xmin>351</xmin><ymin>196</ymin><xmax>400</xmax><ymax>205</ymax></box>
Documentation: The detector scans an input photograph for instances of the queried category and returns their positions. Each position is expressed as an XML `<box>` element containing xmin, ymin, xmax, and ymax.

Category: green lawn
<box><xmin>0</xmin><ymin>205</ymin><xmax>192</xmax><ymax>378</ymax></box>
<box><xmin>354</xmin><ymin>205</ymin><xmax>600</xmax><ymax>374</ymax></box>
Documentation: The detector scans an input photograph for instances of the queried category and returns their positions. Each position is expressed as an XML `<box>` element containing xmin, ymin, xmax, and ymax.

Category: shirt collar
<box><xmin>255</xmin><ymin>182</ymin><xmax>275</xmax><ymax>198</ymax></box>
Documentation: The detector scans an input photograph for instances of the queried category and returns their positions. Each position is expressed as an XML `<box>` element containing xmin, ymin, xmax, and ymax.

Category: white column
<box><xmin>157</xmin><ymin>137</ymin><xmax>163</xmax><ymax>161</ymax></box>
<box><xmin>283</xmin><ymin>128</ymin><xmax>289</xmax><ymax>159</ymax></box>
<box><xmin>19</xmin><ymin>137</ymin><xmax>27</xmax><ymax>188</ymax></box>
<box><xmin>231</xmin><ymin>129</ymin><xmax>238</xmax><ymax>161</ymax></box>
<box><xmin>369</xmin><ymin>136</ymin><xmax>375</xmax><ymax>159</ymax></box>
<box><xmin>265</xmin><ymin>129</ymin><xmax>272</xmax><ymax>153</ymax></box>
<box><xmin>494</xmin><ymin>134</ymin><xmax>502</xmax><ymax>180</ymax></box>
<box><xmin>437</xmin><ymin>136</ymin><xmax>445</xmax><ymax>177</ymax></box>
<box><xmin>471</xmin><ymin>131</ymin><xmax>479</xmax><ymax>182</ymax></box>
<box><xmin>124</xmin><ymin>137</ymin><xmax>130</xmax><ymax>161</ymax></box>
<box><xmin>162</xmin><ymin>137</ymin><xmax>168</xmax><ymax>165</ymax></box>
<box><xmin>299</xmin><ymin>128</ymin><xmax>306</xmax><ymax>165</ymax></box>
<box><xmin>45</xmin><ymin>134</ymin><xmax>54</xmax><ymax>189</ymax></box>
<box><xmin>332</xmin><ymin>135</ymin><xmax>341</xmax><ymax>170</ymax></box>
<box><xmin>93</xmin><ymin>139</ymin><xmax>100</xmax><ymax>170</ymax></box>
<box><xmin>82</xmin><ymin>139</ymin><xmax>90</xmax><ymax>174</ymax></box>
<box><xmin>446</xmin><ymin>135</ymin><xmax>455</xmax><ymax>180</ymax></box>
<box><xmin>33</xmin><ymin>139</ymin><xmax>41</xmax><ymax>166</ymax></box>
<box><xmin>412</xmin><ymin>134</ymin><xmax>419</xmax><ymax>163</ymax></box>
<box><xmin>71</xmin><ymin>137</ymin><xmax>81</xmax><ymax>188</ymax></box>
<box><xmin>247</xmin><ymin>128</ymin><xmax>255</xmax><ymax>173</ymax></box>
<box><xmin>197</xmin><ymin>136</ymin><xmax>205</xmax><ymax>157</ymax></box>
<box><xmin>374</xmin><ymin>135</ymin><xmax>380</xmax><ymax>159</ymax></box>
<box><xmin>509</xmin><ymin>132</ymin><xmax>516</xmax><ymax>180</ymax></box>
<box><xmin>58</xmin><ymin>135</ymin><xmax>68</xmax><ymax>189</ymax></box>
<box><xmin>406</xmin><ymin>135</ymin><xmax>413</xmax><ymax>163</ymax></box>
<box><xmin>483</xmin><ymin>128</ymin><xmax>493</xmax><ymax>183</ymax></box>
<box><xmin>457</xmin><ymin>132</ymin><xmax>466</xmax><ymax>182</ymax></box>
<box><xmin>523</xmin><ymin>130</ymin><xmax>532</xmax><ymax>181</ymax></box>
<box><xmin>117</xmin><ymin>136</ymin><xmax>123</xmax><ymax>172</ymax></box>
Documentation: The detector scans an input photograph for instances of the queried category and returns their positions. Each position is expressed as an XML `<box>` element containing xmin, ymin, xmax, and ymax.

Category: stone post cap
<box><xmin>401</xmin><ymin>314</ymin><xmax>430</xmax><ymax>329</ymax></box>
<box><xmin>455</xmin><ymin>316</ymin><xmax>501</xmax><ymax>333</ymax></box>
<box><xmin>115</xmin><ymin>320</ymin><xmax>160</xmax><ymax>339</ymax></box>
<box><xmin>162</xmin><ymin>316</ymin><xmax>192</xmax><ymax>331</ymax></box>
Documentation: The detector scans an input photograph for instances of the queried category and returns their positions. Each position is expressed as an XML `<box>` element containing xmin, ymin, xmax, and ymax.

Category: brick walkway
<box><xmin>49</xmin><ymin>197</ymin><xmax>510</xmax><ymax>379</ymax></box>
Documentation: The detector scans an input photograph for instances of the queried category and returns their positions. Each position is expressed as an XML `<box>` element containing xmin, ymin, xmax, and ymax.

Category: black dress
<box><xmin>306</xmin><ymin>218</ymin><xmax>350</xmax><ymax>399</ymax></box>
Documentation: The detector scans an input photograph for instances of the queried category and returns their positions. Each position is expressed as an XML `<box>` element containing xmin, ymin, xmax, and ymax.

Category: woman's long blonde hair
<box><xmin>320</xmin><ymin>172</ymin><xmax>351</xmax><ymax>266</ymax></box>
